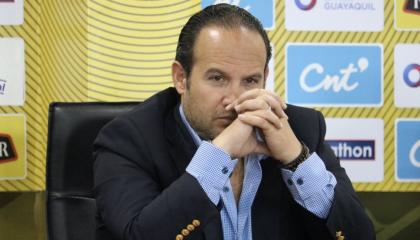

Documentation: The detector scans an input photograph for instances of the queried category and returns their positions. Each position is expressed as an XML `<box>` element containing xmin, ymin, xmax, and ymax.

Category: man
<box><xmin>93</xmin><ymin>4</ymin><xmax>375</xmax><ymax>240</ymax></box>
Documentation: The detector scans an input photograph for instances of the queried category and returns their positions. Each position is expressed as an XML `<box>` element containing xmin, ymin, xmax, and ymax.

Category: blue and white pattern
<box><xmin>180</xmin><ymin>105</ymin><xmax>336</xmax><ymax>239</ymax></box>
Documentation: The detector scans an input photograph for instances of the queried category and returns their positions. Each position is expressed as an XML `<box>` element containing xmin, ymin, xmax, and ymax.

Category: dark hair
<box><xmin>175</xmin><ymin>3</ymin><xmax>271</xmax><ymax>79</ymax></box>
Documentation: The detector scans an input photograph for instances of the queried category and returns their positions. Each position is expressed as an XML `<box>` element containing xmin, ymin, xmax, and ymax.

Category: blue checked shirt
<box><xmin>180</xmin><ymin>106</ymin><xmax>337</xmax><ymax>240</ymax></box>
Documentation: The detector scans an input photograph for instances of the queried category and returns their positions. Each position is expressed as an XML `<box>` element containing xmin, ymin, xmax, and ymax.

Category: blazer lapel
<box><xmin>164</xmin><ymin>104</ymin><xmax>198</xmax><ymax>177</ymax></box>
<box><xmin>164</xmin><ymin>104</ymin><xmax>224</xmax><ymax>240</ymax></box>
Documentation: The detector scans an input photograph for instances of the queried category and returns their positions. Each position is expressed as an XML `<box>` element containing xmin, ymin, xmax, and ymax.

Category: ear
<box><xmin>172</xmin><ymin>61</ymin><xmax>187</xmax><ymax>94</ymax></box>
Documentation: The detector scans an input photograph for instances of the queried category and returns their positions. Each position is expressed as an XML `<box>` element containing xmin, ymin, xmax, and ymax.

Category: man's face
<box><xmin>174</xmin><ymin>26</ymin><xmax>267</xmax><ymax>140</ymax></box>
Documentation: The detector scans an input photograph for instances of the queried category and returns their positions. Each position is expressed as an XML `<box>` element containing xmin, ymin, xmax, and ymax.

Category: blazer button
<box><xmin>181</xmin><ymin>229</ymin><xmax>190</xmax><ymax>236</ymax></box>
<box><xmin>187</xmin><ymin>224</ymin><xmax>195</xmax><ymax>231</ymax></box>
<box><xmin>192</xmin><ymin>219</ymin><xmax>200</xmax><ymax>227</ymax></box>
<box><xmin>175</xmin><ymin>234</ymin><xmax>183</xmax><ymax>240</ymax></box>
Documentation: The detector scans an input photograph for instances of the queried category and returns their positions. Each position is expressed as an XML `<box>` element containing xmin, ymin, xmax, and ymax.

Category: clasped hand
<box><xmin>212</xmin><ymin>89</ymin><xmax>302</xmax><ymax>164</ymax></box>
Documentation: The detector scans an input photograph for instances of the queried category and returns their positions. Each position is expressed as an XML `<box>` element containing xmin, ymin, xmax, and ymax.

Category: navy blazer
<box><xmin>93</xmin><ymin>87</ymin><xmax>375</xmax><ymax>240</ymax></box>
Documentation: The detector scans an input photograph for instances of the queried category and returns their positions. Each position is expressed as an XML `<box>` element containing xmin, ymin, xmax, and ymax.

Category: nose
<box><xmin>221</xmin><ymin>82</ymin><xmax>242</xmax><ymax>107</ymax></box>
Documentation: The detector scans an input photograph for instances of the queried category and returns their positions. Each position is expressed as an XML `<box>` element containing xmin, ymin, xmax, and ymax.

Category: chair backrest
<box><xmin>46</xmin><ymin>102</ymin><xmax>138</xmax><ymax>240</ymax></box>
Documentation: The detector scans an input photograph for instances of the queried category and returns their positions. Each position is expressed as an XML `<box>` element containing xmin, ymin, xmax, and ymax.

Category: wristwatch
<box><xmin>282</xmin><ymin>141</ymin><xmax>310</xmax><ymax>172</ymax></box>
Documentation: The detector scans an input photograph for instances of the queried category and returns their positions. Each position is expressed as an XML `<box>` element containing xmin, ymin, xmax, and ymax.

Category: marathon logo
<box><xmin>327</xmin><ymin>140</ymin><xmax>375</xmax><ymax>160</ymax></box>
<box><xmin>0</xmin><ymin>133</ymin><xmax>17</xmax><ymax>163</ymax></box>
<box><xmin>404</xmin><ymin>0</ymin><xmax>420</xmax><ymax>15</ymax></box>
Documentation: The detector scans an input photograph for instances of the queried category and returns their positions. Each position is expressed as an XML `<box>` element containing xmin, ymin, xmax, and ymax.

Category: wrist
<box><xmin>279</xmin><ymin>140</ymin><xmax>303</xmax><ymax>164</ymax></box>
<box><xmin>212</xmin><ymin>137</ymin><xmax>235</xmax><ymax>159</ymax></box>
<box><xmin>281</xmin><ymin>141</ymin><xmax>310</xmax><ymax>172</ymax></box>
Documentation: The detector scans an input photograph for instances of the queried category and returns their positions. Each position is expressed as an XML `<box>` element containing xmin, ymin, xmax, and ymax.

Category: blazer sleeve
<box><xmin>93</xmin><ymin>115</ymin><xmax>221</xmax><ymax>240</ymax></box>
<box><xmin>301</xmin><ymin>110</ymin><xmax>376</xmax><ymax>240</ymax></box>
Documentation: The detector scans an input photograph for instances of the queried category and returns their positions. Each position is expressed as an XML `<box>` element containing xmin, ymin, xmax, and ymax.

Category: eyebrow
<box><xmin>204</xmin><ymin>68</ymin><xmax>263</xmax><ymax>80</ymax></box>
<box><xmin>204</xmin><ymin>68</ymin><xmax>228</xmax><ymax>76</ymax></box>
<box><xmin>244</xmin><ymin>73</ymin><xmax>263</xmax><ymax>80</ymax></box>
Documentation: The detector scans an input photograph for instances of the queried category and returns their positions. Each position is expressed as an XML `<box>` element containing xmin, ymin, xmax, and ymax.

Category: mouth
<box><xmin>216</xmin><ymin>115</ymin><xmax>236</xmax><ymax>126</ymax></box>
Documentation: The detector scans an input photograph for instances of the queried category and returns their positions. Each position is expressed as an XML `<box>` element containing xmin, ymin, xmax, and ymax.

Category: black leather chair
<box><xmin>46</xmin><ymin>102</ymin><xmax>138</xmax><ymax>240</ymax></box>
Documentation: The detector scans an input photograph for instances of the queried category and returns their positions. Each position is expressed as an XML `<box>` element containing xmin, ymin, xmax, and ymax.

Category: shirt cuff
<box><xmin>281</xmin><ymin>153</ymin><xmax>335</xmax><ymax>200</ymax></box>
<box><xmin>186</xmin><ymin>141</ymin><xmax>237</xmax><ymax>205</ymax></box>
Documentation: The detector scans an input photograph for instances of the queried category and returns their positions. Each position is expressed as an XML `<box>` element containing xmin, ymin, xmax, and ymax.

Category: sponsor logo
<box><xmin>0</xmin><ymin>114</ymin><xmax>26</xmax><ymax>180</ymax></box>
<box><xmin>395</xmin><ymin>119</ymin><xmax>420</xmax><ymax>182</ymax></box>
<box><xmin>0</xmin><ymin>0</ymin><xmax>22</xmax><ymax>25</ymax></box>
<box><xmin>295</xmin><ymin>0</ymin><xmax>376</xmax><ymax>11</ymax></box>
<box><xmin>323</xmin><ymin>0</ymin><xmax>376</xmax><ymax>11</ymax></box>
<box><xmin>286</xmin><ymin>44</ymin><xmax>382</xmax><ymax>106</ymax></box>
<box><xmin>326</xmin><ymin>118</ymin><xmax>384</xmax><ymax>182</ymax></box>
<box><xmin>0</xmin><ymin>38</ymin><xmax>25</xmax><ymax>105</ymax></box>
<box><xmin>395</xmin><ymin>0</ymin><xmax>420</xmax><ymax>30</ymax></box>
<box><xmin>286</xmin><ymin>0</ymin><xmax>383</xmax><ymax>31</ymax></box>
<box><xmin>295</xmin><ymin>0</ymin><xmax>317</xmax><ymax>11</ymax></box>
<box><xmin>0</xmin><ymin>79</ymin><xmax>5</xmax><ymax>95</ymax></box>
<box><xmin>327</xmin><ymin>140</ymin><xmax>375</xmax><ymax>160</ymax></box>
<box><xmin>403</xmin><ymin>63</ymin><xmax>420</xmax><ymax>87</ymax></box>
<box><xmin>404</xmin><ymin>0</ymin><xmax>420</xmax><ymax>15</ymax></box>
<box><xmin>394</xmin><ymin>44</ymin><xmax>420</xmax><ymax>107</ymax></box>
<box><xmin>201</xmin><ymin>0</ymin><xmax>275</xmax><ymax>29</ymax></box>
<box><xmin>299</xmin><ymin>57</ymin><xmax>368</xmax><ymax>93</ymax></box>
<box><xmin>409</xmin><ymin>140</ymin><xmax>420</xmax><ymax>167</ymax></box>
<box><xmin>0</xmin><ymin>133</ymin><xmax>17</xmax><ymax>163</ymax></box>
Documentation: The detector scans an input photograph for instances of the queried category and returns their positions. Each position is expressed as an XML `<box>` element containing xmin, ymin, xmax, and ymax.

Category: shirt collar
<box><xmin>179</xmin><ymin>104</ymin><xmax>202</xmax><ymax>147</ymax></box>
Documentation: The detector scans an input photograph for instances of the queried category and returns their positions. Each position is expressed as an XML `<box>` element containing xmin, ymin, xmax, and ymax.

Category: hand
<box><xmin>231</xmin><ymin>89</ymin><xmax>302</xmax><ymax>164</ymax></box>
<box><xmin>212</xmin><ymin>117</ymin><xmax>268</xmax><ymax>159</ymax></box>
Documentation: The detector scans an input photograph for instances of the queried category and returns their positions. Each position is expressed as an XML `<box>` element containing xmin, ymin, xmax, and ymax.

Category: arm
<box><xmin>230</xmin><ymin>89</ymin><xmax>375</xmax><ymax>239</ymax></box>
<box><xmin>93</xmin><ymin>116</ymin><xmax>221</xmax><ymax>240</ymax></box>
<box><xmin>288</xmin><ymin>110</ymin><xmax>376</xmax><ymax>240</ymax></box>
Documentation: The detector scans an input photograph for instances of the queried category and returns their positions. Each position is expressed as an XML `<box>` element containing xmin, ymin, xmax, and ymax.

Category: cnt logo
<box><xmin>327</xmin><ymin>140</ymin><xmax>375</xmax><ymax>160</ymax></box>
<box><xmin>286</xmin><ymin>44</ymin><xmax>382</xmax><ymax>106</ymax></box>
<box><xmin>0</xmin><ymin>133</ymin><xmax>18</xmax><ymax>163</ymax></box>
<box><xmin>404</xmin><ymin>0</ymin><xmax>420</xmax><ymax>15</ymax></box>
<box><xmin>295</xmin><ymin>0</ymin><xmax>317</xmax><ymax>11</ymax></box>
<box><xmin>403</xmin><ymin>63</ymin><xmax>420</xmax><ymax>88</ymax></box>
<box><xmin>299</xmin><ymin>57</ymin><xmax>368</xmax><ymax>93</ymax></box>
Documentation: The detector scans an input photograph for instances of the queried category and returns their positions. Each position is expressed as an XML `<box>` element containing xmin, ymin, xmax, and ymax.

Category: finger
<box><xmin>234</xmin><ymin>98</ymin><xmax>268</xmax><ymax>113</ymax></box>
<box><xmin>238</xmin><ymin>110</ymin><xmax>283</xmax><ymax>129</ymax></box>
<box><xmin>263</xmin><ymin>94</ymin><xmax>288</xmax><ymax>119</ymax></box>
<box><xmin>235</xmin><ymin>94</ymin><xmax>288</xmax><ymax>119</ymax></box>
<box><xmin>236</xmin><ymin>89</ymin><xmax>285</xmax><ymax>109</ymax></box>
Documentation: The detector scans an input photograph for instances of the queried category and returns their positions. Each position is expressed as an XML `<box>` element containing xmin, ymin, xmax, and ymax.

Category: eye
<box><xmin>244</xmin><ymin>77</ymin><xmax>259</xmax><ymax>85</ymax></box>
<box><xmin>209</xmin><ymin>74</ymin><xmax>224</xmax><ymax>81</ymax></box>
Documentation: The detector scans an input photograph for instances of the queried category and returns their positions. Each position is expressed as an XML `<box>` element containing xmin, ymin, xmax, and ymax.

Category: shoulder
<box><xmin>285</xmin><ymin>104</ymin><xmax>320</xmax><ymax>121</ymax></box>
<box><xmin>285</xmin><ymin>104</ymin><xmax>325</xmax><ymax>151</ymax></box>
<box><xmin>94</xmin><ymin>88</ymin><xmax>180</xmax><ymax>151</ymax></box>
